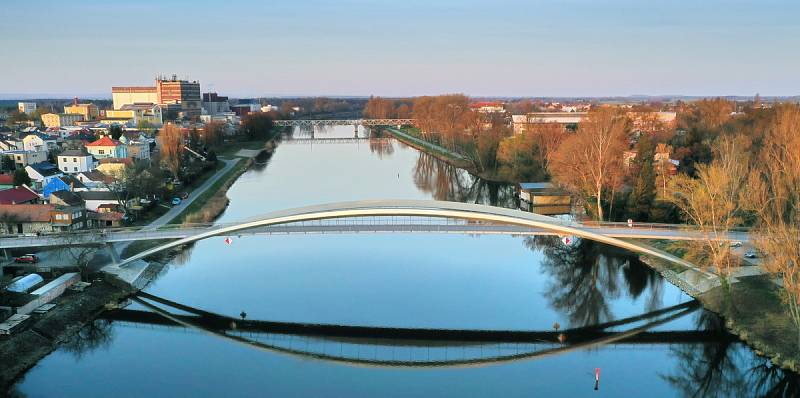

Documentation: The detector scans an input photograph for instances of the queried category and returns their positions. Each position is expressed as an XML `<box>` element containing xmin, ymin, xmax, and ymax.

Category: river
<box><xmin>10</xmin><ymin>126</ymin><xmax>799</xmax><ymax>397</ymax></box>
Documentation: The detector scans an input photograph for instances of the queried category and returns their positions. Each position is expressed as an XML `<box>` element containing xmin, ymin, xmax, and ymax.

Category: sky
<box><xmin>1</xmin><ymin>0</ymin><xmax>799</xmax><ymax>98</ymax></box>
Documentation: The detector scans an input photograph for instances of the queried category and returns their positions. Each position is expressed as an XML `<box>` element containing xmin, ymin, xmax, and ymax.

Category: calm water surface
<box><xmin>11</xmin><ymin>126</ymin><xmax>799</xmax><ymax>397</ymax></box>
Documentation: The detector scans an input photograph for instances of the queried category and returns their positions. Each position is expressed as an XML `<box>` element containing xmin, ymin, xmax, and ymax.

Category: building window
<box><xmin>74</xmin><ymin>167</ymin><xmax>78</xmax><ymax>171</ymax></box>
<box><xmin>99</xmin><ymin>150</ymin><xmax>105</xmax><ymax>154</ymax></box>
<box><xmin>73</xmin><ymin>158</ymin><xmax>77</xmax><ymax>162</ymax></box>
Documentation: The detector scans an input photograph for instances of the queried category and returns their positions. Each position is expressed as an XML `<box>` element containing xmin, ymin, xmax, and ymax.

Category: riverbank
<box><xmin>3</xmin><ymin>138</ymin><xmax>277</xmax><ymax>392</ymax></box>
<box><xmin>384</xmin><ymin>127</ymin><xmax>519</xmax><ymax>184</ymax></box>
<box><xmin>120</xmin><ymin>140</ymin><xmax>276</xmax><ymax>259</ymax></box>
<box><xmin>0</xmin><ymin>276</ymin><xmax>137</xmax><ymax>390</ymax></box>
<box><xmin>640</xmin><ymin>254</ymin><xmax>800</xmax><ymax>373</ymax></box>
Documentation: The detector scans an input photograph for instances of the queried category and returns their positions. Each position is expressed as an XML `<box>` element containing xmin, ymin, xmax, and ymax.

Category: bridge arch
<box><xmin>118</xmin><ymin>200</ymin><xmax>701</xmax><ymax>272</ymax></box>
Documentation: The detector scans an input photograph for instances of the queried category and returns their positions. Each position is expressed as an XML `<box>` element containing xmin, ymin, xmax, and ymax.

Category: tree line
<box><xmin>368</xmin><ymin>93</ymin><xmax>800</xmax><ymax>343</ymax></box>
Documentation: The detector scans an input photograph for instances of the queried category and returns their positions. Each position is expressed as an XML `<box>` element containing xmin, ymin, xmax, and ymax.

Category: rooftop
<box><xmin>0</xmin><ymin>204</ymin><xmax>54</xmax><ymax>221</ymax></box>
<box><xmin>86</xmin><ymin>136</ymin><xmax>122</xmax><ymax>147</ymax></box>
<box><xmin>27</xmin><ymin>162</ymin><xmax>61</xmax><ymax>177</ymax></box>
<box><xmin>78</xmin><ymin>170</ymin><xmax>109</xmax><ymax>182</ymax></box>
<box><xmin>0</xmin><ymin>186</ymin><xmax>39</xmax><ymax>204</ymax></box>
<box><xmin>59</xmin><ymin>148</ymin><xmax>91</xmax><ymax>157</ymax></box>
<box><xmin>49</xmin><ymin>190</ymin><xmax>84</xmax><ymax>207</ymax></box>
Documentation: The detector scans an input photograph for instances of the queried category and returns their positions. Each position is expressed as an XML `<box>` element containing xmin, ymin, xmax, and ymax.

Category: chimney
<box><xmin>73</xmin><ymin>97</ymin><xmax>79</xmax><ymax>106</ymax></box>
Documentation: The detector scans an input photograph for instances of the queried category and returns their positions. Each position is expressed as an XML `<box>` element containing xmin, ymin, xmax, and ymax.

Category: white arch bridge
<box><xmin>0</xmin><ymin>200</ymin><xmax>748</xmax><ymax>273</ymax></box>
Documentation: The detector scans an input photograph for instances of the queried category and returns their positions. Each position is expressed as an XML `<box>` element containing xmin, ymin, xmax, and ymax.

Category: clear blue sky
<box><xmin>2</xmin><ymin>0</ymin><xmax>798</xmax><ymax>97</ymax></box>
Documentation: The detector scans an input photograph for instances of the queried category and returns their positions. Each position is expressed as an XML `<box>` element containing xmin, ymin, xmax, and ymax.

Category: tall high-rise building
<box><xmin>111</xmin><ymin>75</ymin><xmax>202</xmax><ymax>117</ymax></box>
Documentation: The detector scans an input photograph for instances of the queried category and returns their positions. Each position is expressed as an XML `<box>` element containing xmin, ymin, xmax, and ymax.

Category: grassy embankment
<box><xmin>645</xmin><ymin>239</ymin><xmax>800</xmax><ymax>372</ymax></box>
<box><xmin>385</xmin><ymin>127</ymin><xmax>473</xmax><ymax>169</ymax></box>
<box><xmin>386</xmin><ymin>127</ymin><xmax>517</xmax><ymax>184</ymax></box>
<box><xmin>169</xmin><ymin>157</ymin><xmax>251</xmax><ymax>225</ymax></box>
<box><xmin>120</xmin><ymin>138</ymin><xmax>275</xmax><ymax>259</ymax></box>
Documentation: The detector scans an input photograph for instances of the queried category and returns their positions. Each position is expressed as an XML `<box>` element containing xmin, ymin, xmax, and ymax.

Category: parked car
<box><xmin>729</xmin><ymin>241</ymin><xmax>743</xmax><ymax>248</ymax></box>
<box><xmin>171</xmin><ymin>197</ymin><xmax>182</xmax><ymax>206</ymax></box>
<box><xmin>180</xmin><ymin>192</ymin><xmax>189</xmax><ymax>200</ymax></box>
<box><xmin>745</xmin><ymin>250</ymin><xmax>758</xmax><ymax>259</ymax></box>
<box><xmin>14</xmin><ymin>254</ymin><xmax>39</xmax><ymax>263</ymax></box>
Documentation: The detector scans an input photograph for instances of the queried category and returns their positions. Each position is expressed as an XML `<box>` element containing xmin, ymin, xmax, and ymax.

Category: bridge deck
<box><xmin>0</xmin><ymin>220</ymin><xmax>750</xmax><ymax>249</ymax></box>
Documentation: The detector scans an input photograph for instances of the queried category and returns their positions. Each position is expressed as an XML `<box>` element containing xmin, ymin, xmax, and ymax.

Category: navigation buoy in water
<box><xmin>594</xmin><ymin>368</ymin><xmax>600</xmax><ymax>390</ymax></box>
<box><xmin>224</xmin><ymin>237</ymin><xmax>233</xmax><ymax>245</ymax></box>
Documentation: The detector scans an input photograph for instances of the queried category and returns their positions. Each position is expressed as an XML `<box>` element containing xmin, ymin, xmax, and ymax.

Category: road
<box><xmin>143</xmin><ymin>158</ymin><xmax>238</xmax><ymax>230</ymax></box>
<box><xmin>109</xmin><ymin>158</ymin><xmax>237</xmax><ymax>258</ymax></box>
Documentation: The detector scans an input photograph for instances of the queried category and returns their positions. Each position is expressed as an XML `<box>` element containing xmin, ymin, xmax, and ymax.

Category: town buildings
<box><xmin>21</xmin><ymin>133</ymin><xmax>57</xmax><ymax>152</ymax></box>
<box><xmin>104</xmin><ymin>103</ymin><xmax>163</xmax><ymax>126</ymax></box>
<box><xmin>25</xmin><ymin>163</ymin><xmax>63</xmax><ymax>191</ymax></box>
<box><xmin>17</xmin><ymin>102</ymin><xmax>36</xmax><ymax>115</ymax></box>
<box><xmin>512</xmin><ymin>112</ymin><xmax>587</xmax><ymax>134</ymax></box>
<box><xmin>469</xmin><ymin>102</ymin><xmax>506</xmax><ymax>113</ymax></box>
<box><xmin>112</xmin><ymin>75</ymin><xmax>202</xmax><ymax>118</ymax></box>
<box><xmin>111</xmin><ymin>86</ymin><xmax>158</xmax><ymax>110</ymax></box>
<box><xmin>41</xmin><ymin>113</ymin><xmax>84</xmax><ymax>128</ymax></box>
<box><xmin>2</xmin><ymin>150</ymin><xmax>47</xmax><ymax>168</ymax></box>
<box><xmin>202</xmin><ymin>92</ymin><xmax>231</xmax><ymax>115</ymax></box>
<box><xmin>63</xmin><ymin>100</ymin><xmax>99</xmax><ymax>121</ymax></box>
<box><xmin>57</xmin><ymin>149</ymin><xmax>96</xmax><ymax>173</ymax></box>
<box><xmin>85</xmin><ymin>136</ymin><xmax>127</xmax><ymax>160</ymax></box>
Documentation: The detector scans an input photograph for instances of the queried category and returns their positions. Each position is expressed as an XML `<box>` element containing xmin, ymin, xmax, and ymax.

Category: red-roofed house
<box><xmin>0</xmin><ymin>186</ymin><xmax>40</xmax><ymax>205</ymax></box>
<box><xmin>86</xmin><ymin>136</ymin><xmax>127</xmax><ymax>159</ymax></box>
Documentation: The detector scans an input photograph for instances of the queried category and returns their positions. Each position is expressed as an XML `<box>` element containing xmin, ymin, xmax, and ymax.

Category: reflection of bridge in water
<box><xmin>274</xmin><ymin>119</ymin><xmax>414</xmax><ymax>127</ymax></box>
<box><xmin>282</xmin><ymin>137</ymin><xmax>393</xmax><ymax>145</ymax></box>
<box><xmin>98</xmin><ymin>292</ymin><xmax>735</xmax><ymax>368</ymax></box>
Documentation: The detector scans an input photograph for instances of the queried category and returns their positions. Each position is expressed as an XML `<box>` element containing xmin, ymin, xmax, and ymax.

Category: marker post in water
<box><xmin>594</xmin><ymin>368</ymin><xmax>600</xmax><ymax>390</ymax></box>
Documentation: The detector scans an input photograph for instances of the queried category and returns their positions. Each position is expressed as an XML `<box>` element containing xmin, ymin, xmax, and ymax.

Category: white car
<box><xmin>729</xmin><ymin>241</ymin><xmax>743</xmax><ymax>248</ymax></box>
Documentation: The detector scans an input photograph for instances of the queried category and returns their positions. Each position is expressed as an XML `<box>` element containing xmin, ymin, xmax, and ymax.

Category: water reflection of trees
<box><xmin>61</xmin><ymin>319</ymin><xmax>114</xmax><ymax>360</ymax></box>
<box><xmin>413</xmin><ymin>152</ymin><xmax>516</xmax><ymax>207</ymax></box>
<box><xmin>251</xmin><ymin>148</ymin><xmax>275</xmax><ymax>172</ymax></box>
<box><xmin>527</xmin><ymin>236</ymin><xmax>664</xmax><ymax>327</ymax></box>
<box><xmin>662</xmin><ymin>311</ymin><xmax>800</xmax><ymax>397</ymax></box>
<box><xmin>369</xmin><ymin>139</ymin><xmax>395</xmax><ymax>159</ymax></box>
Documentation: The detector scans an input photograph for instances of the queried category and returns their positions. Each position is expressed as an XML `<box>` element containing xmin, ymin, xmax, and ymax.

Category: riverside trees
<box><xmin>549</xmin><ymin>107</ymin><xmax>628</xmax><ymax>221</ymax></box>
<box><xmin>666</xmin><ymin>135</ymin><xmax>754</xmax><ymax>279</ymax></box>
<box><xmin>750</xmin><ymin>104</ymin><xmax>800</xmax><ymax>339</ymax></box>
<box><xmin>158</xmin><ymin>123</ymin><xmax>184</xmax><ymax>178</ymax></box>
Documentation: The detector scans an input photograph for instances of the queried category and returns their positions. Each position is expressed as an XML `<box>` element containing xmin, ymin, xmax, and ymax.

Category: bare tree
<box><xmin>549</xmin><ymin>107</ymin><xmax>629</xmax><ymax>220</ymax></box>
<box><xmin>667</xmin><ymin>135</ymin><xmax>754</xmax><ymax>280</ymax></box>
<box><xmin>750</xmin><ymin>104</ymin><xmax>800</xmax><ymax>343</ymax></box>
<box><xmin>158</xmin><ymin>123</ymin><xmax>184</xmax><ymax>178</ymax></box>
<box><xmin>58</xmin><ymin>231</ymin><xmax>103</xmax><ymax>280</ymax></box>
